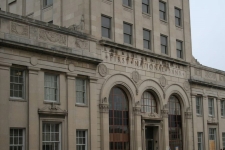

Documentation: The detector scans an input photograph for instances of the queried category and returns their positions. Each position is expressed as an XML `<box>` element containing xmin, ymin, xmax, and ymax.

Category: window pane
<box><xmin>159</xmin><ymin>2</ymin><xmax>165</xmax><ymax>11</ymax></box>
<box><xmin>175</xmin><ymin>8</ymin><xmax>181</xmax><ymax>17</ymax></box>
<box><xmin>161</xmin><ymin>36</ymin><xmax>167</xmax><ymax>45</ymax></box>
<box><xmin>124</xmin><ymin>34</ymin><xmax>131</xmax><ymax>44</ymax></box>
<box><xmin>123</xmin><ymin>0</ymin><xmax>131</xmax><ymax>6</ymax></box>
<box><xmin>102</xmin><ymin>16</ymin><xmax>111</xmax><ymax>28</ymax></box>
<box><xmin>143</xmin><ymin>30</ymin><xmax>150</xmax><ymax>40</ymax></box>
<box><xmin>124</xmin><ymin>23</ymin><xmax>132</xmax><ymax>35</ymax></box>
<box><xmin>102</xmin><ymin>27</ymin><xmax>110</xmax><ymax>38</ymax></box>
<box><xmin>143</xmin><ymin>0</ymin><xmax>149</xmax><ymax>5</ymax></box>
<box><xmin>10</xmin><ymin>68</ymin><xmax>24</xmax><ymax>98</ymax></box>
<box><xmin>142</xmin><ymin>4</ymin><xmax>148</xmax><ymax>13</ymax></box>
<box><xmin>76</xmin><ymin>79</ymin><xmax>86</xmax><ymax>104</ymax></box>
<box><xmin>144</xmin><ymin>40</ymin><xmax>150</xmax><ymax>49</ymax></box>
<box><xmin>176</xmin><ymin>41</ymin><xmax>182</xmax><ymax>50</ymax></box>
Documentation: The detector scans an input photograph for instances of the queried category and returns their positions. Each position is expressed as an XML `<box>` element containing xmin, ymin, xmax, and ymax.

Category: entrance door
<box><xmin>145</xmin><ymin>126</ymin><xmax>158</xmax><ymax>150</ymax></box>
<box><xmin>209</xmin><ymin>128</ymin><xmax>216</xmax><ymax>150</ymax></box>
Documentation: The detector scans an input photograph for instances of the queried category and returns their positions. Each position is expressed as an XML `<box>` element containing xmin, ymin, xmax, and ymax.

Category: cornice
<box><xmin>189</xmin><ymin>79</ymin><xmax>225</xmax><ymax>90</ymax></box>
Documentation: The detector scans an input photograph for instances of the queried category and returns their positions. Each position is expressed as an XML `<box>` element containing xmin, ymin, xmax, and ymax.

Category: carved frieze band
<box><xmin>99</xmin><ymin>104</ymin><xmax>109</xmax><ymax>113</ymax></box>
<box><xmin>39</xmin><ymin>29</ymin><xmax>67</xmax><ymax>45</ymax></box>
<box><xmin>11</xmin><ymin>22</ymin><xmax>29</xmax><ymax>36</ymax></box>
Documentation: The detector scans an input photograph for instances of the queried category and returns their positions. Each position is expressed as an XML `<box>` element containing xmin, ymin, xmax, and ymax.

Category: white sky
<box><xmin>190</xmin><ymin>0</ymin><xmax>225</xmax><ymax>71</ymax></box>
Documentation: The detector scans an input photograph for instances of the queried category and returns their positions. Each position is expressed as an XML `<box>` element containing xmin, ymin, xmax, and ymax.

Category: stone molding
<box><xmin>0</xmin><ymin>62</ymin><xmax>12</xmax><ymax>70</ymax></box>
<box><xmin>185</xmin><ymin>111</ymin><xmax>192</xmax><ymax>119</ymax></box>
<box><xmin>161</xmin><ymin>109</ymin><xmax>169</xmax><ymax>118</ymax></box>
<box><xmin>38</xmin><ymin>103</ymin><xmax>67</xmax><ymax>116</ymax></box>
<box><xmin>207</xmin><ymin>117</ymin><xmax>218</xmax><ymax>124</ymax></box>
<box><xmin>98</xmin><ymin>64</ymin><xmax>107</xmax><ymax>77</ymax></box>
<box><xmin>99</xmin><ymin>104</ymin><xmax>109</xmax><ymax>113</ymax></box>
<box><xmin>133</xmin><ymin>106</ymin><xmax>141</xmax><ymax>115</ymax></box>
<box><xmin>28</xmin><ymin>66</ymin><xmax>40</xmax><ymax>75</ymax></box>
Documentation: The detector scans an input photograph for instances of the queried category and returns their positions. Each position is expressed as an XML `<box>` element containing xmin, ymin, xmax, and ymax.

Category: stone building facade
<box><xmin>0</xmin><ymin>0</ymin><xmax>225</xmax><ymax>150</ymax></box>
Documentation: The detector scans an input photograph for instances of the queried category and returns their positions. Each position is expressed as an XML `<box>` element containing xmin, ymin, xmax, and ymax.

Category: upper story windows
<box><xmin>142</xmin><ymin>0</ymin><xmax>150</xmax><ymax>14</ymax></box>
<box><xmin>101</xmin><ymin>15</ymin><xmax>111</xmax><ymax>39</ymax></box>
<box><xmin>160</xmin><ymin>35</ymin><xmax>168</xmax><ymax>54</ymax></box>
<box><xmin>221</xmin><ymin>100</ymin><xmax>225</xmax><ymax>117</ymax></box>
<box><xmin>208</xmin><ymin>98</ymin><xmax>214</xmax><ymax>117</ymax></box>
<box><xmin>123</xmin><ymin>0</ymin><xmax>131</xmax><ymax>7</ymax></box>
<box><xmin>196</xmin><ymin>96</ymin><xmax>202</xmax><ymax>115</ymax></box>
<box><xmin>175</xmin><ymin>8</ymin><xmax>182</xmax><ymax>26</ymax></box>
<box><xmin>43</xmin><ymin>0</ymin><xmax>53</xmax><ymax>8</ymax></box>
<box><xmin>44</xmin><ymin>73</ymin><xmax>58</xmax><ymax>102</ymax></box>
<box><xmin>176</xmin><ymin>40</ymin><xmax>183</xmax><ymax>59</ymax></box>
<box><xmin>76</xmin><ymin>78</ymin><xmax>87</xmax><ymax>105</ymax></box>
<box><xmin>159</xmin><ymin>1</ymin><xmax>166</xmax><ymax>21</ymax></box>
<box><xmin>10</xmin><ymin>67</ymin><xmax>25</xmax><ymax>100</ymax></box>
<box><xmin>123</xmin><ymin>22</ymin><xmax>132</xmax><ymax>45</ymax></box>
<box><xmin>143</xmin><ymin>29</ymin><xmax>151</xmax><ymax>50</ymax></box>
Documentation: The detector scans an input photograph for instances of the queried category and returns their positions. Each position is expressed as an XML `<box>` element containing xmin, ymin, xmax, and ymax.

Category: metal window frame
<box><xmin>10</xmin><ymin>128</ymin><xmax>25</xmax><ymax>150</ymax></box>
<box><xmin>76</xmin><ymin>130</ymin><xmax>88</xmax><ymax>150</ymax></box>
<box><xmin>196</xmin><ymin>96</ymin><xmax>202</xmax><ymax>115</ymax></box>
<box><xmin>141</xmin><ymin>91</ymin><xmax>157</xmax><ymax>113</ymax></box>
<box><xmin>142</xmin><ymin>0</ymin><xmax>150</xmax><ymax>14</ymax></box>
<box><xmin>44</xmin><ymin>73</ymin><xmax>59</xmax><ymax>102</ymax></box>
<box><xmin>175</xmin><ymin>7</ymin><xmax>182</xmax><ymax>26</ymax></box>
<box><xmin>101</xmin><ymin>15</ymin><xmax>111</xmax><ymax>39</ymax></box>
<box><xmin>76</xmin><ymin>78</ymin><xmax>87</xmax><ymax>105</ymax></box>
<box><xmin>208</xmin><ymin>98</ymin><xmax>214</xmax><ymax>117</ymax></box>
<box><xmin>160</xmin><ymin>35</ymin><xmax>168</xmax><ymax>54</ymax></box>
<box><xmin>123</xmin><ymin>0</ymin><xmax>132</xmax><ymax>7</ymax></box>
<box><xmin>43</xmin><ymin>0</ymin><xmax>53</xmax><ymax>8</ymax></box>
<box><xmin>176</xmin><ymin>40</ymin><xmax>183</xmax><ymax>59</ymax></box>
<box><xmin>159</xmin><ymin>1</ymin><xmax>166</xmax><ymax>20</ymax></box>
<box><xmin>123</xmin><ymin>22</ymin><xmax>133</xmax><ymax>45</ymax></box>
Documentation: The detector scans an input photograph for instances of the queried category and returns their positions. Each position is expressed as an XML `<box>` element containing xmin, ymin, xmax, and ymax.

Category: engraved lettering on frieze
<box><xmin>75</xmin><ymin>38</ymin><xmax>89</xmax><ymax>49</ymax></box>
<box><xmin>159</xmin><ymin>76</ymin><xmax>167</xmax><ymax>87</ymax></box>
<box><xmin>11</xmin><ymin>22</ymin><xmax>29</xmax><ymax>36</ymax></box>
<box><xmin>195</xmin><ymin>68</ymin><xmax>202</xmax><ymax>76</ymax></box>
<box><xmin>132</xmin><ymin>71</ymin><xmax>140</xmax><ymax>83</ymax></box>
<box><xmin>98</xmin><ymin>64</ymin><xmax>107</xmax><ymax>77</ymax></box>
<box><xmin>39</xmin><ymin>29</ymin><xmax>67</xmax><ymax>45</ymax></box>
<box><xmin>205</xmin><ymin>71</ymin><xmax>216</xmax><ymax>80</ymax></box>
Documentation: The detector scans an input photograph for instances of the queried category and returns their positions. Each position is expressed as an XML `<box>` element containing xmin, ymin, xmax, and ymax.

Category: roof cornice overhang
<box><xmin>189</xmin><ymin>78</ymin><xmax>225</xmax><ymax>90</ymax></box>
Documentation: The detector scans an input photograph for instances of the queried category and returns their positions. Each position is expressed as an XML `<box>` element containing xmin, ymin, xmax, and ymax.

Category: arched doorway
<box><xmin>109</xmin><ymin>87</ymin><xmax>129</xmax><ymax>150</ymax></box>
<box><xmin>168</xmin><ymin>96</ymin><xmax>183</xmax><ymax>150</ymax></box>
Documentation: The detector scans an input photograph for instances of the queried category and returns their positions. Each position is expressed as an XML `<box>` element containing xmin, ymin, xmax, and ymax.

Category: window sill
<box><xmin>123</xmin><ymin>5</ymin><xmax>133</xmax><ymax>10</ymax></box>
<box><xmin>101</xmin><ymin>37</ymin><xmax>113</xmax><ymax>42</ymax></box>
<box><xmin>175</xmin><ymin>25</ymin><xmax>183</xmax><ymax>29</ymax></box>
<box><xmin>75</xmin><ymin>103</ymin><xmax>88</xmax><ymax>107</ymax></box>
<box><xmin>161</xmin><ymin>52</ymin><xmax>169</xmax><ymax>57</ymax></box>
<box><xmin>9</xmin><ymin>97</ymin><xmax>26</xmax><ymax>102</ymax></box>
<box><xmin>123</xmin><ymin>43</ymin><xmax>133</xmax><ymax>47</ymax></box>
<box><xmin>143</xmin><ymin>48</ymin><xmax>152</xmax><ymax>52</ymax></box>
<box><xmin>160</xmin><ymin>19</ymin><xmax>168</xmax><ymax>24</ymax></box>
<box><xmin>196</xmin><ymin>114</ymin><xmax>202</xmax><ymax>117</ymax></box>
<box><xmin>42</xmin><ymin>4</ymin><xmax>53</xmax><ymax>10</ymax></box>
<box><xmin>221</xmin><ymin>117</ymin><xmax>225</xmax><ymax>119</ymax></box>
<box><xmin>44</xmin><ymin>101</ymin><xmax>60</xmax><ymax>105</ymax></box>
<box><xmin>176</xmin><ymin>57</ymin><xmax>184</xmax><ymax>61</ymax></box>
<box><xmin>142</xmin><ymin>12</ymin><xmax>151</xmax><ymax>18</ymax></box>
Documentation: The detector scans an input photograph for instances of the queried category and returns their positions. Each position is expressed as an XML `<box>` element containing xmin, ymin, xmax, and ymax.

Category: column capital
<box><xmin>99</xmin><ymin>103</ymin><xmax>109</xmax><ymax>113</ymax></box>
<box><xmin>161</xmin><ymin>109</ymin><xmax>169</xmax><ymax>118</ymax></box>
<box><xmin>185</xmin><ymin>111</ymin><xmax>192</xmax><ymax>119</ymax></box>
<box><xmin>133</xmin><ymin>106</ymin><xmax>141</xmax><ymax>116</ymax></box>
<box><xmin>28</xmin><ymin>66</ymin><xmax>40</xmax><ymax>75</ymax></box>
<box><xmin>0</xmin><ymin>61</ymin><xmax>12</xmax><ymax>70</ymax></box>
<box><xmin>66</xmin><ymin>73</ymin><xmax>77</xmax><ymax>80</ymax></box>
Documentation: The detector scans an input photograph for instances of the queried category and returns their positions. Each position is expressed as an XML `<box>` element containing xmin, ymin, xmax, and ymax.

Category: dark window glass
<box><xmin>142</xmin><ymin>0</ymin><xmax>149</xmax><ymax>14</ymax></box>
<box><xmin>161</xmin><ymin>35</ymin><xmax>167</xmax><ymax>54</ymax></box>
<box><xmin>175</xmin><ymin>8</ymin><xmax>181</xmax><ymax>26</ymax></box>
<box><xmin>123</xmin><ymin>0</ymin><xmax>131</xmax><ymax>7</ymax></box>
<box><xmin>101</xmin><ymin>16</ymin><xmax>111</xmax><ymax>38</ymax></box>
<box><xmin>124</xmin><ymin>23</ymin><xmax>132</xmax><ymax>44</ymax></box>
<box><xmin>10</xmin><ymin>68</ymin><xmax>25</xmax><ymax>98</ymax></box>
<box><xmin>176</xmin><ymin>40</ymin><xmax>183</xmax><ymax>58</ymax></box>
<box><xmin>43</xmin><ymin>0</ymin><xmax>53</xmax><ymax>7</ymax></box>
<box><xmin>109</xmin><ymin>87</ymin><xmax>129</xmax><ymax>150</ymax></box>
<box><xmin>159</xmin><ymin>1</ymin><xmax>166</xmax><ymax>20</ymax></box>
<box><xmin>221</xmin><ymin>100</ymin><xmax>225</xmax><ymax>117</ymax></box>
<box><xmin>143</xmin><ymin>29</ymin><xmax>151</xmax><ymax>49</ymax></box>
<box><xmin>141</xmin><ymin>91</ymin><xmax>156</xmax><ymax>113</ymax></box>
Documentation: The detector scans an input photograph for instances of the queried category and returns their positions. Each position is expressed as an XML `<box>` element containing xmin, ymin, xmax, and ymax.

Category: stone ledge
<box><xmin>189</xmin><ymin>78</ymin><xmax>225</xmax><ymax>90</ymax></box>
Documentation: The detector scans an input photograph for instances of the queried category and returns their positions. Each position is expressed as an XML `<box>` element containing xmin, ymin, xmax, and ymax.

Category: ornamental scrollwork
<box><xmin>11</xmin><ymin>22</ymin><xmax>29</xmax><ymax>36</ymax></box>
<box><xmin>39</xmin><ymin>29</ymin><xmax>67</xmax><ymax>45</ymax></box>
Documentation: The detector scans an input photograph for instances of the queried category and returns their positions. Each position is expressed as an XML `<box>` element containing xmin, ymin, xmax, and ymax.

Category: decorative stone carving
<box><xmin>195</xmin><ymin>68</ymin><xmax>202</xmax><ymax>76</ymax></box>
<box><xmin>68</xmin><ymin>15</ymin><xmax>85</xmax><ymax>32</ymax></box>
<box><xmin>30</xmin><ymin>26</ymin><xmax>38</xmax><ymax>39</ymax></box>
<box><xmin>207</xmin><ymin>117</ymin><xmax>218</xmax><ymax>124</ymax></box>
<box><xmin>98</xmin><ymin>64</ymin><xmax>107</xmax><ymax>77</ymax></box>
<box><xmin>132</xmin><ymin>71</ymin><xmax>140</xmax><ymax>83</ymax></box>
<box><xmin>133</xmin><ymin>106</ymin><xmax>141</xmax><ymax>115</ymax></box>
<box><xmin>219</xmin><ymin>75</ymin><xmax>225</xmax><ymax>82</ymax></box>
<box><xmin>68</xmin><ymin>64</ymin><xmax>75</xmax><ymax>72</ymax></box>
<box><xmin>99</xmin><ymin>104</ymin><xmax>109</xmax><ymax>113</ymax></box>
<box><xmin>39</xmin><ymin>29</ymin><xmax>67</xmax><ymax>45</ymax></box>
<box><xmin>30</xmin><ymin>57</ymin><xmax>38</xmax><ymax>66</ymax></box>
<box><xmin>161</xmin><ymin>109</ymin><xmax>168</xmax><ymax>118</ymax></box>
<box><xmin>148</xmin><ymin>112</ymin><xmax>159</xmax><ymax>118</ymax></box>
<box><xmin>11</xmin><ymin>22</ymin><xmax>29</xmax><ymax>36</ymax></box>
<box><xmin>38</xmin><ymin>103</ymin><xmax>67</xmax><ymax>116</ymax></box>
<box><xmin>159</xmin><ymin>76</ymin><xmax>167</xmax><ymax>87</ymax></box>
<box><xmin>185</xmin><ymin>111</ymin><xmax>192</xmax><ymax>119</ymax></box>
<box><xmin>205</xmin><ymin>71</ymin><xmax>216</xmax><ymax>80</ymax></box>
<box><xmin>183</xmin><ymin>81</ymin><xmax>190</xmax><ymax>91</ymax></box>
<box><xmin>75</xmin><ymin>38</ymin><xmax>89</xmax><ymax>49</ymax></box>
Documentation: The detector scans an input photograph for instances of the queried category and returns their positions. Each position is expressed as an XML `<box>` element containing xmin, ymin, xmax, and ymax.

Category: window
<box><xmin>76</xmin><ymin>78</ymin><xmax>87</xmax><ymax>104</ymax></box>
<box><xmin>43</xmin><ymin>0</ymin><xmax>53</xmax><ymax>7</ymax></box>
<box><xmin>76</xmin><ymin>130</ymin><xmax>88</xmax><ymax>150</ymax></box>
<box><xmin>159</xmin><ymin>1</ymin><xmax>166</xmax><ymax>20</ymax></box>
<box><xmin>176</xmin><ymin>40</ymin><xmax>183</xmax><ymax>59</ymax></box>
<box><xmin>10</xmin><ymin>129</ymin><xmax>25</xmax><ymax>150</ymax></box>
<box><xmin>109</xmin><ymin>87</ymin><xmax>129</xmax><ymax>150</ymax></box>
<box><xmin>175</xmin><ymin>8</ymin><xmax>182</xmax><ymax>26</ymax></box>
<box><xmin>123</xmin><ymin>23</ymin><xmax>132</xmax><ymax>44</ymax></box>
<box><xmin>123</xmin><ymin>0</ymin><xmax>131</xmax><ymax>7</ymax></box>
<box><xmin>142</xmin><ymin>0</ymin><xmax>149</xmax><ymax>14</ymax></box>
<box><xmin>208</xmin><ymin>98</ymin><xmax>214</xmax><ymax>116</ymax></box>
<box><xmin>196</xmin><ymin>96</ymin><xmax>202</xmax><ymax>115</ymax></box>
<box><xmin>10</xmin><ymin>68</ymin><xmax>25</xmax><ymax>99</ymax></box>
<box><xmin>44</xmin><ymin>73</ymin><xmax>58</xmax><ymax>102</ymax></box>
<box><xmin>197</xmin><ymin>132</ymin><xmax>203</xmax><ymax>150</ymax></box>
<box><xmin>141</xmin><ymin>91</ymin><xmax>157</xmax><ymax>113</ymax></box>
<box><xmin>221</xmin><ymin>100</ymin><xmax>225</xmax><ymax>117</ymax></box>
<box><xmin>160</xmin><ymin>35</ymin><xmax>167</xmax><ymax>54</ymax></box>
<box><xmin>42</xmin><ymin>123</ymin><xmax>61</xmax><ymax>150</ymax></box>
<box><xmin>143</xmin><ymin>29</ymin><xmax>151</xmax><ymax>50</ymax></box>
<box><xmin>223</xmin><ymin>133</ymin><xmax>225</xmax><ymax>149</ymax></box>
<box><xmin>101</xmin><ymin>15</ymin><xmax>111</xmax><ymax>38</ymax></box>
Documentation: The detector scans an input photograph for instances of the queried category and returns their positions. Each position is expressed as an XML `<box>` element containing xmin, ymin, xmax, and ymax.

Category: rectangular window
<box><xmin>175</xmin><ymin>8</ymin><xmax>182</xmax><ymax>26</ymax></box>
<box><xmin>43</xmin><ymin>0</ymin><xmax>53</xmax><ymax>7</ymax></box>
<box><xmin>197</xmin><ymin>132</ymin><xmax>203</xmax><ymax>150</ymax></box>
<box><xmin>159</xmin><ymin>1</ymin><xmax>166</xmax><ymax>20</ymax></box>
<box><xmin>196</xmin><ymin>96</ymin><xmax>202</xmax><ymax>115</ymax></box>
<box><xmin>10</xmin><ymin>68</ymin><xmax>25</xmax><ymax>99</ymax></box>
<box><xmin>143</xmin><ymin>29</ymin><xmax>151</xmax><ymax>50</ymax></box>
<box><xmin>42</xmin><ymin>123</ymin><xmax>61</xmax><ymax>150</ymax></box>
<box><xmin>101</xmin><ymin>15</ymin><xmax>111</xmax><ymax>38</ymax></box>
<box><xmin>176</xmin><ymin>40</ymin><xmax>183</xmax><ymax>59</ymax></box>
<box><xmin>209</xmin><ymin>128</ymin><xmax>216</xmax><ymax>140</ymax></box>
<box><xmin>123</xmin><ymin>0</ymin><xmax>131</xmax><ymax>7</ymax></box>
<box><xmin>44</xmin><ymin>73</ymin><xmax>58</xmax><ymax>102</ymax></box>
<box><xmin>76</xmin><ymin>78</ymin><xmax>86</xmax><ymax>104</ymax></box>
<box><xmin>223</xmin><ymin>132</ymin><xmax>225</xmax><ymax>149</ymax></box>
<box><xmin>221</xmin><ymin>100</ymin><xmax>225</xmax><ymax>117</ymax></box>
<box><xmin>160</xmin><ymin>35</ymin><xmax>167</xmax><ymax>54</ymax></box>
<box><xmin>76</xmin><ymin>130</ymin><xmax>87</xmax><ymax>150</ymax></box>
<box><xmin>142</xmin><ymin>0</ymin><xmax>149</xmax><ymax>14</ymax></box>
<box><xmin>123</xmin><ymin>22</ymin><xmax>132</xmax><ymax>44</ymax></box>
<box><xmin>10</xmin><ymin>129</ymin><xmax>25</xmax><ymax>150</ymax></box>
<box><xmin>208</xmin><ymin>98</ymin><xmax>214</xmax><ymax>116</ymax></box>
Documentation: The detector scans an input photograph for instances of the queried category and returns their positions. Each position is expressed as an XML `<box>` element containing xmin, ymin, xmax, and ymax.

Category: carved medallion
<box><xmin>183</xmin><ymin>81</ymin><xmax>190</xmax><ymax>91</ymax></box>
<box><xmin>68</xmin><ymin>64</ymin><xmax>75</xmax><ymax>72</ymax></box>
<box><xmin>98</xmin><ymin>64</ymin><xmax>107</xmax><ymax>77</ymax></box>
<box><xmin>132</xmin><ymin>71</ymin><xmax>140</xmax><ymax>83</ymax></box>
<box><xmin>30</xmin><ymin>57</ymin><xmax>38</xmax><ymax>66</ymax></box>
<box><xmin>11</xmin><ymin>22</ymin><xmax>29</xmax><ymax>36</ymax></box>
<box><xmin>159</xmin><ymin>76</ymin><xmax>167</xmax><ymax>87</ymax></box>
<box><xmin>75</xmin><ymin>38</ymin><xmax>89</xmax><ymax>49</ymax></box>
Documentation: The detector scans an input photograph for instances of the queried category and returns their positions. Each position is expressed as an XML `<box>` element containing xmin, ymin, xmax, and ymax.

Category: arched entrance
<box><xmin>109</xmin><ymin>87</ymin><xmax>130</xmax><ymax>150</ymax></box>
<box><xmin>168</xmin><ymin>96</ymin><xmax>183</xmax><ymax>150</ymax></box>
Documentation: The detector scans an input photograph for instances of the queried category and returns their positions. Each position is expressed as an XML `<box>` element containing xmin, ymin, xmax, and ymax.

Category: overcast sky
<box><xmin>190</xmin><ymin>0</ymin><xmax>225</xmax><ymax>71</ymax></box>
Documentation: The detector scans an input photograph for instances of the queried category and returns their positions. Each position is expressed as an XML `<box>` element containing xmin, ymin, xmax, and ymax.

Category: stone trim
<box><xmin>161</xmin><ymin>109</ymin><xmax>168</xmax><ymax>118</ymax></box>
<box><xmin>133</xmin><ymin>106</ymin><xmax>141</xmax><ymax>115</ymax></box>
<box><xmin>38</xmin><ymin>103</ymin><xmax>67</xmax><ymax>116</ymax></box>
<box><xmin>28</xmin><ymin>66</ymin><xmax>40</xmax><ymax>75</ymax></box>
<box><xmin>185</xmin><ymin>112</ymin><xmax>192</xmax><ymax>119</ymax></box>
<box><xmin>189</xmin><ymin>78</ymin><xmax>225</xmax><ymax>90</ymax></box>
<box><xmin>99</xmin><ymin>104</ymin><xmax>109</xmax><ymax>113</ymax></box>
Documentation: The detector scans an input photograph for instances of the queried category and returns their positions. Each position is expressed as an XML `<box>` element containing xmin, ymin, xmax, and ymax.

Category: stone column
<box><xmin>89</xmin><ymin>77</ymin><xmax>98</xmax><ymax>150</ymax></box>
<box><xmin>66</xmin><ymin>73</ymin><xmax>76</xmax><ymax>150</ymax></box>
<box><xmin>0</xmin><ymin>62</ymin><xmax>11</xmax><ymax>150</ymax></box>
<box><xmin>133</xmin><ymin>105</ymin><xmax>142</xmax><ymax>150</ymax></box>
<box><xmin>161</xmin><ymin>107</ymin><xmax>169</xmax><ymax>150</ymax></box>
<box><xmin>99</xmin><ymin>98</ymin><xmax>109</xmax><ymax>150</ymax></box>
<box><xmin>202</xmin><ymin>95</ymin><xmax>209</xmax><ymax>150</ymax></box>
<box><xmin>185</xmin><ymin>111</ymin><xmax>193</xmax><ymax>150</ymax></box>
<box><xmin>28</xmin><ymin>66</ymin><xmax>40</xmax><ymax>150</ymax></box>
<box><xmin>141</xmin><ymin>120</ymin><xmax>146</xmax><ymax>150</ymax></box>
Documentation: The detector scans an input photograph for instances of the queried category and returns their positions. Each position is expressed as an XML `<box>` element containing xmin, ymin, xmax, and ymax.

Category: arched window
<box><xmin>109</xmin><ymin>87</ymin><xmax>129</xmax><ymax>150</ymax></box>
<box><xmin>168</xmin><ymin>96</ymin><xmax>183</xmax><ymax>150</ymax></box>
<box><xmin>141</xmin><ymin>91</ymin><xmax>157</xmax><ymax>113</ymax></box>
